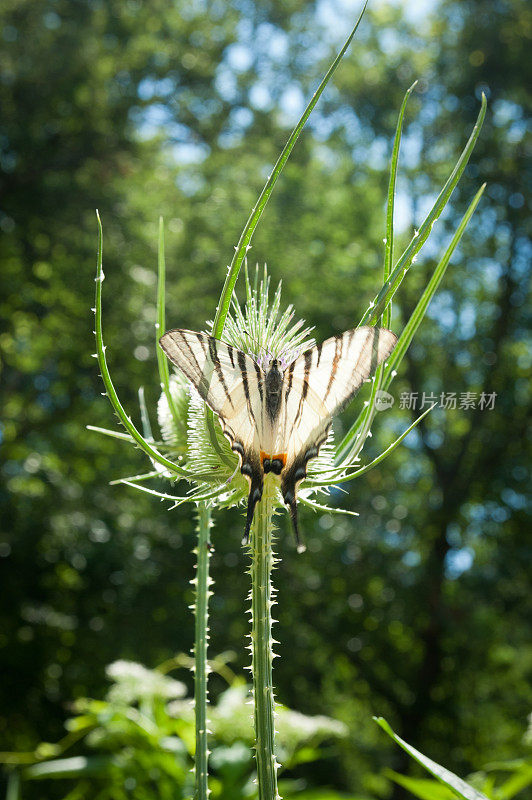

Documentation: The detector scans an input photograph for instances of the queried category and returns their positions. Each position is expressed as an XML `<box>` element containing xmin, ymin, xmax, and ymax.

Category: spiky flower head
<box><xmin>155</xmin><ymin>266</ymin><xmax>337</xmax><ymax>522</ymax></box>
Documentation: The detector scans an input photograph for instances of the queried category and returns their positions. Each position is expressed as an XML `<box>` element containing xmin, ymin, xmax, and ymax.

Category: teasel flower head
<box><xmin>154</xmin><ymin>266</ymin><xmax>341</xmax><ymax>526</ymax></box>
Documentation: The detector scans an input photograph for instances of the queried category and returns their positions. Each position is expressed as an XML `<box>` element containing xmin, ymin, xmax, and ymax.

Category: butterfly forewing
<box><xmin>293</xmin><ymin>327</ymin><xmax>397</xmax><ymax>417</ymax></box>
<box><xmin>279</xmin><ymin>326</ymin><xmax>397</xmax><ymax>478</ymax></box>
<box><xmin>159</xmin><ymin>329</ymin><xmax>266</xmax><ymax>462</ymax></box>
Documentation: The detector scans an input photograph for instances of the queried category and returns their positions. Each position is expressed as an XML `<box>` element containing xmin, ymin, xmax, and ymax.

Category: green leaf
<box><xmin>23</xmin><ymin>755</ymin><xmax>114</xmax><ymax>780</ymax></box>
<box><xmin>374</xmin><ymin>717</ymin><xmax>490</xmax><ymax>800</ymax></box>
<box><xmin>359</xmin><ymin>93</ymin><xmax>487</xmax><ymax>327</ymax></box>
<box><xmin>156</xmin><ymin>216</ymin><xmax>182</xmax><ymax>431</ymax></box>
<box><xmin>495</xmin><ymin>762</ymin><xmax>532</xmax><ymax>800</ymax></box>
<box><xmin>349</xmin><ymin>81</ymin><xmax>418</xmax><ymax>480</ymax></box>
<box><xmin>116</xmin><ymin>480</ymin><xmax>191</xmax><ymax>502</ymax></box>
<box><xmin>211</xmin><ymin>2</ymin><xmax>369</xmax><ymax>338</ymax></box>
<box><xmin>93</xmin><ymin>212</ymin><xmax>188</xmax><ymax>477</ymax></box>
<box><xmin>85</xmin><ymin>424</ymin><xmax>134</xmax><ymax>442</ymax></box>
<box><xmin>387</xmin><ymin>770</ymin><xmax>459</xmax><ymax>800</ymax></box>
<box><xmin>384</xmin><ymin>80</ymin><xmax>418</xmax><ymax>315</ymax></box>
<box><xmin>382</xmin><ymin>183</ymin><xmax>487</xmax><ymax>392</ymax></box>
<box><xmin>336</xmin><ymin>103</ymin><xmax>486</xmax><ymax>465</ymax></box>
<box><xmin>117</xmin><ymin>479</ymin><xmax>228</xmax><ymax>508</ymax></box>
<box><xmin>307</xmin><ymin>404</ymin><xmax>434</xmax><ymax>488</ymax></box>
<box><xmin>341</xmin><ymin>403</ymin><xmax>435</xmax><ymax>482</ymax></box>
<box><xmin>108</xmin><ymin>470</ymin><xmax>160</xmax><ymax>486</ymax></box>
<box><xmin>298</xmin><ymin>494</ymin><xmax>360</xmax><ymax>516</ymax></box>
<box><xmin>335</xmin><ymin>180</ymin><xmax>485</xmax><ymax>467</ymax></box>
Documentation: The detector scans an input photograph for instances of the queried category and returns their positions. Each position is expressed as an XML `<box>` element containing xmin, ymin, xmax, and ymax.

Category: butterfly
<box><xmin>159</xmin><ymin>326</ymin><xmax>397</xmax><ymax>549</ymax></box>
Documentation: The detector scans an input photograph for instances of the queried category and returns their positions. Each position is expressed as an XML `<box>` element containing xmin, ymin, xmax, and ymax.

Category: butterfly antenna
<box><xmin>243</xmin><ymin>329</ymin><xmax>270</xmax><ymax>361</ymax></box>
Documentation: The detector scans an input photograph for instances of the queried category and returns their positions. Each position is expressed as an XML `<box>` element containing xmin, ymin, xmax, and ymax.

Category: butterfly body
<box><xmin>264</xmin><ymin>360</ymin><xmax>284</xmax><ymax>421</ymax></box>
<box><xmin>159</xmin><ymin>326</ymin><xmax>397</xmax><ymax>549</ymax></box>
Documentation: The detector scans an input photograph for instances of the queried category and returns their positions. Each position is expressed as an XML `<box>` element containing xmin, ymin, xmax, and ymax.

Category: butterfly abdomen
<box><xmin>265</xmin><ymin>361</ymin><xmax>283</xmax><ymax>422</ymax></box>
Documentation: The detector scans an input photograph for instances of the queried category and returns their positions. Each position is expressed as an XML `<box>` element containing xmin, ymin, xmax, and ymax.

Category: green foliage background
<box><xmin>0</xmin><ymin>0</ymin><xmax>530</xmax><ymax>797</ymax></box>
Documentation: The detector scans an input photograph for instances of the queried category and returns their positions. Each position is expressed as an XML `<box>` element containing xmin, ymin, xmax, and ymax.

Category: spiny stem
<box><xmin>194</xmin><ymin>502</ymin><xmax>212</xmax><ymax>800</ymax></box>
<box><xmin>250</xmin><ymin>492</ymin><xmax>279</xmax><ymax>800</ymax></box>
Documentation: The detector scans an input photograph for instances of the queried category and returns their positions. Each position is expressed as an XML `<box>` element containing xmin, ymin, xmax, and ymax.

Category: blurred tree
<box><xmin>389</xmin><ymin>0</ymin><xmax>531</xmax><ymax>787</ymax></box>
<box><xmin>1</xmin><ymin>0</ymin><xmax>530</xmax><ymax>798</ymax></box>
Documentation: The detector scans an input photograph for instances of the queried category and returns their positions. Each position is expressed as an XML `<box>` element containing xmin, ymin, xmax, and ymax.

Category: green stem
<box><xmin>194</xmin><ymin>502</ymin><xmax>212</xmax><ymax>800</ymax></box>
<box><xmin>250</xmin><ymin>493</ymin><xmax>279</xmax><ymax>800</ymax></box>
<box><xmin>6</xmin><ymin>771</ymin><xmax>20</xmax><ymax>800</ymax></box>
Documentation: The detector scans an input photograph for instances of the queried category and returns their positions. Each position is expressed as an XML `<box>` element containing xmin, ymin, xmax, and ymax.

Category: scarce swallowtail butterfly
<box><xmin>159</xmin><ymin>326</ymin><xmax>397</xmax><ymax>550</ymax></box>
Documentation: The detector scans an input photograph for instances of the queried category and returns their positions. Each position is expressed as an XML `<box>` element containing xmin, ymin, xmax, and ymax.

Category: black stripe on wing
<box><xmin>254</xmin><ymin>363</ymin><xmax>264</xmax><ymax>403</ymax></box>
<box><xmin>165</xmin><ymin>330</ymin><xmax>212</xmax><ymax>399</ymax></box>
<box><xmin>323</xmin><ymin>335</ymin><xmax>343</xmax><ymax>402</ymax></box>
<box><xmin>293</xmin><ymin>349</ymin><xmax>312</xmax><ymax>427</ymax></box>
<box><xmin>208</xmin><ymin>337</ymin><xmax>234</xmax><ymax>409</ymax></box>
<box><xmin>284</xmin><ymin>360</ymin><xmax>295</xmax><ymax>404</ymax></box>
<box><xmin>160</xmin><ymin>328</ymin><xmax>267</xmax><ymax>545</ymax></box>
<box><xmin>237</xmin><ymin>350</ymin><xmax>257</xmax><ymax>426</ymax></box>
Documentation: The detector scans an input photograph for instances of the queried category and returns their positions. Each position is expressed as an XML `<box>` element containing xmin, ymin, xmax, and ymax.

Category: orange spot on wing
<box><xmin>260</xmin><ymin>451</ymin><xmax>287</xmax><ymax>468</ymax></box>
<box><xmin>272</xmin><ymin>453</ymin><xmax>287</xmax><ymax>467</ymax></box>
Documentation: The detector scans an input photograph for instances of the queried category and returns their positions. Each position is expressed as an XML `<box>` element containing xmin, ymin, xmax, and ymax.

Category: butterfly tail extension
<box><xmin>281</xmin><ymin>467</ymin><xmax>307</xmax><ymax>553</ymax></box>
<box><xmin>285</xmin><ymin>491</ymin><xmax>306</xmax><ymax>553</ymax></box>
<box><xmin>241</xmin><ymin>457</ymin><xmax>264</xmax><ymax>545</ymax></box>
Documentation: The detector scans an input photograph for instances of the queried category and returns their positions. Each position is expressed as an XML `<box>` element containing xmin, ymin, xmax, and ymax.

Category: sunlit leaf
<box><xmin>375</xmin><ymin>717</ymin><xmax>490</xmax><ymax>800</ymax></box>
